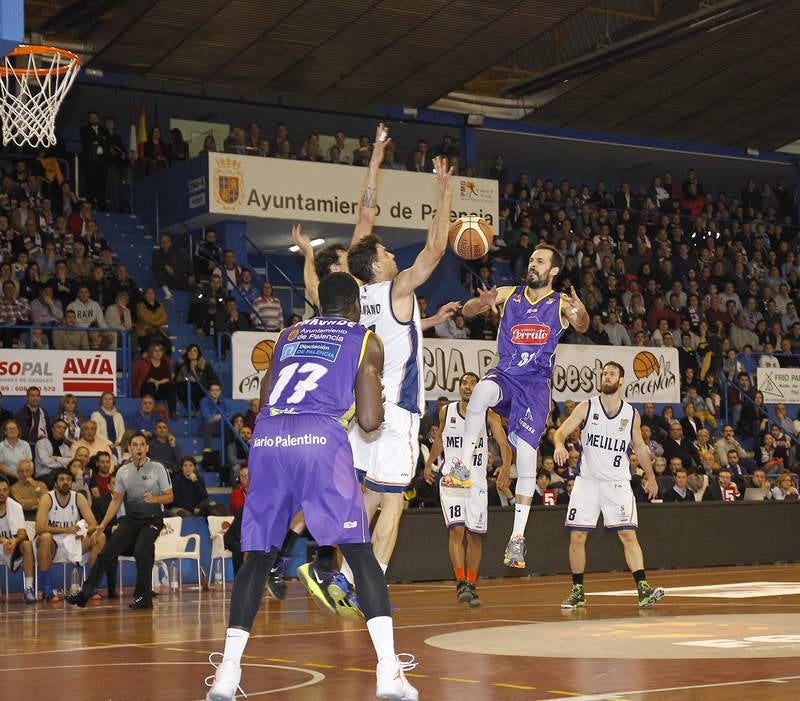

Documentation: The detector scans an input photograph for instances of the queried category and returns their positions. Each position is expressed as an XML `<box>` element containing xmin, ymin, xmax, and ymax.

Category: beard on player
<box><xmin>526</xmin><ymin>265</ymin><xmax>552</xmax><ymax>289</ymax></box>
<box><xmin>601</xmin><ymin>379</ymin><xmax>620</xmax><ymax>394</ymax></box>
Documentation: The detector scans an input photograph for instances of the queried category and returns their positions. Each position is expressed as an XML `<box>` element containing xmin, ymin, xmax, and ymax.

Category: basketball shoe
<box><xmin>467</xmin><ymin>583</ymin><xmax>481</xmax><ymax>608</ymax></box>
<box><xmin>327</xmin><ymin>572</ymin><xmax>365</xmax><ymax>621</ymax></box>
<box><xmin>561</xmin><ymin>584</ymin><xmax>587</xmax><ymax>609</ymax></box>
<box><xmin>204</xmin><ymin>653</ymin><xmax>243</xmax><ymax>701</ymax></box>
<box><xmin>441</xmin><ymin>458</ymin><xmax>472</xmax><ymax>488</ymax></box>
<box><xmin>637</xmin><ymin>581</ymin><xmax>665</xmax><ymax>608</ymax></box>
<box><xmin>266</xmin><ymin>556</ymin><xmax>289</xmax><ymax>600</ymax></box>
<box><xmin>297</xmin><ymin>561</ymin><xmax>338</xmax><ymax>615</ymax></box>
<box><xmin>456</xmin><ymin>580</ymin><xmax>473</xmax><ymax>604</ymax></box>
<box><xmin>503</xmin><ymin>534</ymin><xmax>527</xmax><ymax>568</ymax></box>
<box><xmin>376</xmin><ymin>653</ymin><xmax>419</xmax><ymax>700</ymax></box>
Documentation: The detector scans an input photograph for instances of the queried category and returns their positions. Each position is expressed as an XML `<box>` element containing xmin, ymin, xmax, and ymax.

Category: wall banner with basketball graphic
<box><xmin>208</xmin><ymin>153</ymin><xmax>499</xmax><ymax>230</ymax></box>
<box><xmin>422</xmin><ymin>340</ymin><xmax>680</xmax><ymax>404</ymax></box>
<box><xmin>551</xmin><ymin>345</ymin><xmax>681</xmax><ymax>404</ymax></box>
<box><xmin>232</xmin><ymin>331</ymin><xmax>281</xmax><ymax>400</ymax></box>
<box><xmin>0</xmin><ymin>349</ymin><xmax>116</xmax><ymax>396</ymax></box>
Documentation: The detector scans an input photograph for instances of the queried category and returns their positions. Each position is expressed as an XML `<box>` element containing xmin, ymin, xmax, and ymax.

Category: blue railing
<box><xmin>0</xmin><ymin>324</ymin><xmax>132</xmax><ymax>396</ymax></box>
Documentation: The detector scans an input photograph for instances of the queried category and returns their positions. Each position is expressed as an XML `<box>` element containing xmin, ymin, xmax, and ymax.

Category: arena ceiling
<box><xmin>23</xmin><ymin>0</ymin><xmax>800</xmax><ymax>152</ymax></box>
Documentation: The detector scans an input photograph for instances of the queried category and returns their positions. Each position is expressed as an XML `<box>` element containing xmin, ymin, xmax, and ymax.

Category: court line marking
<box><xmin>495</xmin><ymin>682</ymin><xmax>537</xmax><ymax>690</ymax></box>
<box><xmin>532</xmin><ymin>675</ymin><xmax>800</xmax><ymax>701</ymax></box>
<box><xmin>0</xmin><ymin>661</ymin><xmax>324</xmax><ymax>698</ymax></box>
<box><xmin>0</xmin><ymin>618</ymin><xmax>514</xmax><ymax>658</ymax></box>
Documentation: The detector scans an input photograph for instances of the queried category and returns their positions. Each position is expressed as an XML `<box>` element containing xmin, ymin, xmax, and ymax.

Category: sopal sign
<box><xmin>0</xmin><ymin>350</ymin><xmax>116</xmax><ymax>396</ymax></box>
<box><xmin>208</xmin><ymin>153</ymin><xmax>499</xmax><ymax>230</ymax></box>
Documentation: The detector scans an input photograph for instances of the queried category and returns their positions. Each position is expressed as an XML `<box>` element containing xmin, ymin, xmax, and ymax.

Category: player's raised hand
<box><xmin>432</xmin><ymin>155</ymin><xmax>453</xmax><ymax>189</ymax></box>
<box><xmin>371</xmin><ymin>122</ymin><xmax>391</xmax><ymax>156</ymax></box>
<box><xmin>431</xmin><ymin>301</ymin><xmax>461</xmax><ymax>324</ymax></box>
<box><xmin>644</xmin><ymin>477</ymin><xmax>659</xmax><ymax>501</ymax></box>
<box><xmin>291</xmin><ymin>223</ymin><xmax>313</xmax><ymax>255</ymax></box>
<box><xmin>560</xmin><ymin>285</ymin><xmax>581</xmax><ymax>309</ymax></box>
<box><xmin>553</xmin><ymin>444</ymin><xmax>569</xmax><ymax>467</ymax></box>
<box><xmin>477</xmin><ymin>285</ymin><xmax>498</xmax><ymax>314</ymax></box>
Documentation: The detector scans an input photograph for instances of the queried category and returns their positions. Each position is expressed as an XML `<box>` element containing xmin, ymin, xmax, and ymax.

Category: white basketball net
<box><xmin>0</xmin><ymin>45</ymin><xmax>80</xmax><ymax>148</ymax></box>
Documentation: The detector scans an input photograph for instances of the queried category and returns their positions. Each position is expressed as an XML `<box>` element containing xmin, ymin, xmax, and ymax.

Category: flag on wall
<box><xmin>136</xmin><ymin>104</ymin><xmax>147</xmax><ymax>159</ymax></box>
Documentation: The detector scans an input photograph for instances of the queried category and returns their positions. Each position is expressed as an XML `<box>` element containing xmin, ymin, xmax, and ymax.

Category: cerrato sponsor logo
<box><xmin>510</xmin><ymin>324</ymin><xmax>551</xmax><ymax>345</ymax></box>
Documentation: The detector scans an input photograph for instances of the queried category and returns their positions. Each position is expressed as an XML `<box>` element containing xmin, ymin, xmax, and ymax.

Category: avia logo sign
<box><xmin>510</xmin><ymin>324</ymin><xmax>550</xmax><ymax>344</ymax></box>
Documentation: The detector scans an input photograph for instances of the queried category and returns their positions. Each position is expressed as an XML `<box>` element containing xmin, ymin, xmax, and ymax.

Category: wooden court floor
<box><xmin>4</xmin><ymin>563</ymin><xmax>800</xmax><ymax>700</ymax></box>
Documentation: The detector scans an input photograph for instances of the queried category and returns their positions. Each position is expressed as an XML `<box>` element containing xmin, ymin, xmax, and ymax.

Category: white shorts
<box><xmin>439</xmin><ymin>481</ymin><xmax>488</xmax><ymax>535</ymax></box>
<box><xmin>0</xmin><ymin>543</ymin><xmax>23</xmax><ymax>571</ymax></box>
<box><xmin>565</xmin><ymin>476</ymin><xmax>638</xmax><ymax>530</ymax></box>
<box><xmin>38</xmin><ymin>533</ymin><xmax>85</xmax><ymax>564</ymax></box>
<box><xmin>349</xmin><ymin>402</ymin><xmax>420</xmax><ymax>493</ymax></box>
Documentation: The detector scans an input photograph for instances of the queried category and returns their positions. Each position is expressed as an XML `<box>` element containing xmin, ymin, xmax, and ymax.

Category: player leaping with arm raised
<box><xmin>458</xmin><ymin>246</ymin><xmax>590</xmax><ymax>569</ymax></box>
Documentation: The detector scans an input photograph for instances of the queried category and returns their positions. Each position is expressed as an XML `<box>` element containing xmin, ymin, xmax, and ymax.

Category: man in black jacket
<box><xmin>661</xmin><ymin>421</ymin><xmax>699</xmax><ymax>472</ymax></box>
<box><xmin>79</xmin><ymin>110</ymin><xmax>109</xmax><ymax>207</ymax></box>
<box><xmin>703</xmin><ymin>468</ymin><xmax>743</xmax><ymax>501</ymax></box>
<box><xmin>15</xmin><ymin>387</ymin><xmax>50</xmax><ymax>451</ymax></box>
<box><xmin>152</xmin><ymin>233</ymin><xmax>195</xmax><ymax>298</ymax></box>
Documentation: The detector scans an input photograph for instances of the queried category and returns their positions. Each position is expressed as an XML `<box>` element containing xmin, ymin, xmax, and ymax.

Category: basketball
<box><xmin>251</xmin><ymin>339</ymin><xmax>275</xmax><ymax>372</ymax></box>
<box><xmin>448</xmin><ymin>216</ymin><xmax>492</xmax><ymax>260</ymax></box>
<box><xmin>633</xmin><ymin>351</ymin><xmax>660</xmax><ymax>379</ymax></box>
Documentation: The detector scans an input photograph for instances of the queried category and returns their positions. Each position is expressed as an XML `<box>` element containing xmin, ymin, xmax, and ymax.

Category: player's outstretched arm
<box><xmin>355</xmin><ymin>332</ymin><xmax>385</xmax><ymax>433</ymax></box>
<box><xmin>561</xmin><ymin>286</ymin><xmax>590</xmax><ymax>334</ymax></box>
<box><xmin>351</xmin><ymin>122</ymin><xmax>390</xmax><ymax>247</ymax></box>
<box><xmin>421</xmin><ymin>301</ymin><xmax>462</xmax><ymax>331</ymax></box>
<box><xmin>631</xmin><ymin>410</ymin><xmax>659</xmax><ymax>500</ymax></box>
<box><xmin>76</xmin><ymin>492</ymin><xmax>100</xmax><ymax>535</ymax></box>
<box><xmin>292</xmin><ymin>224</ymin><xmax>320</xmax><ymax>309</ymax></box>
<box><xmin>392</xmin><ymin>155</ymin><xmax>453</xmax><ymax>301</ymax></box>
<box><xmin>487</xmin><ymin>409</ymin><xmax>513</xmax><ymax>490</ymax></box>
<box><xmin>553</xmin><ymin>401</ymin><xmax>589</xmax><ymax>466</ymax></box>
<box><xmin>424</xmin><ymin>404</ymin><xmax>448</xmax><ymax>484</ymax></box>
<box><xmin>461</xmin><ymin>285</ymin><xmax>514</xmax><ymax>319</ymax></box>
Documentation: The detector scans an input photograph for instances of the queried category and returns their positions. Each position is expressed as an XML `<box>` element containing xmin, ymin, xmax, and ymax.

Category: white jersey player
<box><xmin>344</xmin><ymin>154</ymin><xmax>453</xmax><ymax>577</ymax></box>
<box><xmin>553</xmin><ymin>361</ymin><xmax>665</xmax><ymax>609</ymax></box>
<box><xmin>424</xmin><ymin>372</ymin><xmax>511</xmax><ymax>607</ymax></box>
<box><xmin>0</xmin><ymin>477</ymin><xmax>36</xmax><ymax>602</ymax></box>
<box><xmin>35</xmin><ymin>468</ymin><xmax>104</xmax><ymax>603</ymax></box>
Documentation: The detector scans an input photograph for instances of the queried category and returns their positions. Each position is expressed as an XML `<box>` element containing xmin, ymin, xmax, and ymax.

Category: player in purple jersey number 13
<box><xmin>459</xmin><ymin>244</ymin><xmax>589</xmax><ymax>569</ymax></box>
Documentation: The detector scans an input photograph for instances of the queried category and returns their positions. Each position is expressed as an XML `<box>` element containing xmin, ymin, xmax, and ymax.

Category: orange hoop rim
<box><xmin>0</xmin><ymin>44</ymin><xmax>81</xmax><ymax>77</ymax></box>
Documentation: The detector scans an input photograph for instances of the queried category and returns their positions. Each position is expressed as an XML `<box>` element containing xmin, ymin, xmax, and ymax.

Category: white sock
<box><xmin>222</xmin><ymin>628</ymin><xmax>250</xmax><ymax>665</ymax></box>
<box><xmin>511</xmin><ymin>503</ymin><xmax>531</xmax><ymax>538</ymax></box>
<box><xmin>460</xmin><ymin>380</ymin><xmax>501</xmax><ymax>466</ymax></box>
<box><xmin>378</xmin><ymin>562</ymin><xmax>388</xmax><ymax>575</ymax></box>
<box><xmin>24</xmin><ymin>576</ymin><xmax>33</xmax><ymax>589</ymax></box>
<box><xmin>367</xmin><ymin>616</ymin><xmax>396</xmax><ymax>661</ymax></box>
<box><xmin>340</xmin><ymin>557</ymin><xmax>354</xmax><ymax>585</ymax></box>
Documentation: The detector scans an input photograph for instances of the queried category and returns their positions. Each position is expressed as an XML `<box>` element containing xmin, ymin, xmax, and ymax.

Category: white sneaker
<box><xmin>376</xmin><ymin>654</ymin><xmax>418</xmax><ymax>700</ymax></box>
<box><xmin>204</xmin><ymin>653</ymin><xmax>244</xmax><ymax>701</ymax></box>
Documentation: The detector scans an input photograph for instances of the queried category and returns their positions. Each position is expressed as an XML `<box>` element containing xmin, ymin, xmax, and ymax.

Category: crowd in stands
<box><xmin>2</xmin><ymin>112</ymin><xmax>800</xmax><ymax>585</ymax></box>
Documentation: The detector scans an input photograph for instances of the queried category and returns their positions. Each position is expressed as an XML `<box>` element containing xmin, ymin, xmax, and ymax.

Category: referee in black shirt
<box><xmin>67</xmin><ymin>433</ymin><xmax>173</xmax><ymax>609</ymax></box>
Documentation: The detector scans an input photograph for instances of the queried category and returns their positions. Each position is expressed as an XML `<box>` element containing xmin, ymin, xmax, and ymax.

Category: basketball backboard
<box><xmin>0</xmin><ymin>0</ymin><xmax>23</xmax><ymax>58</ymax></box>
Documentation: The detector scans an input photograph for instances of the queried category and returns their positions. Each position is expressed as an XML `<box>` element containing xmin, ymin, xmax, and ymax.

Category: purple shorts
<box><xmin>241</xmin><ymin>413</ymin><xmax>370</xmax><ymax>552</ymax></box>
<box><xmin>483</xmin><ymin>369</ymin><xmax>552</xmax><ymax>450</ymax></box>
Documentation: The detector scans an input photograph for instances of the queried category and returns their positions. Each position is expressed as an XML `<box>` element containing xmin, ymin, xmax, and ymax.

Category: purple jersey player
<box><xmin>204</xmin><ymin>273</ymin><xmax>418</xmax><ymax>701</ymax></box>
<box><xmin>460</xmin><ymin>244</ymin><xmax>589</xmax><ymax>569</ymax></box>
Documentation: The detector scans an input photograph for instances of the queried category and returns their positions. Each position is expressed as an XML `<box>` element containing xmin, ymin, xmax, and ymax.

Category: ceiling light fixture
<box><xmin>289</xmin><ymin>238</ymin><xmax>325</xmax><ymax>253</ymax></box>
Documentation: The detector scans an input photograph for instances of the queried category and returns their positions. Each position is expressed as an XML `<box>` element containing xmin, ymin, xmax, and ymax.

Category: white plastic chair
<box><xmin>119</xmin><ymin>516</ymin><xmax>201</xmax><ymax>590</ymax></box>
<box><xmin>207</xmin><ymin>515</ymin><xmax>234</xmax><ymax>588</ymax></box>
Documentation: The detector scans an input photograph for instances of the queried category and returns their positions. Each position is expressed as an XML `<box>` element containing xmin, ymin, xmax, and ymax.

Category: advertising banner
<box><xmin>208</xmin><ymin>153</ymin><xmax>498</xmax><ymax>230</ymax></box>
<box><xmin>0</xmin><ymin>350</ymin><xmax>117</xmax><ymax>396</ymax></box>
<box><xmin>757</xmin><ymin>367</ymin><xmax>800</xmax><ymax>404</ymax></box>
<box><xmin>423</xmin><ymin>340</ymin><xmax>680</xmax><ymax>404</ymax></box>
<box><xmin>234</xmin><ymin>331</ymin><xmax>680</xmax><ymax>404</ymax></box>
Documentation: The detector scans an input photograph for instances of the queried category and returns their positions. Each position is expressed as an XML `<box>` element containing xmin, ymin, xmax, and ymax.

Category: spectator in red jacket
<box><xmin>229</xmin><ymin>466</ymin><xmax>248</xmax><ymax>515</ymax></box>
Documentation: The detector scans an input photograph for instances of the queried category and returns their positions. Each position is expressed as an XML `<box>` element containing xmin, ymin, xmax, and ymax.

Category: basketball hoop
<box><xmin>0</xmin><ymin>44</ymin><xmax>80</xmax><ymax>148</ymax></box>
